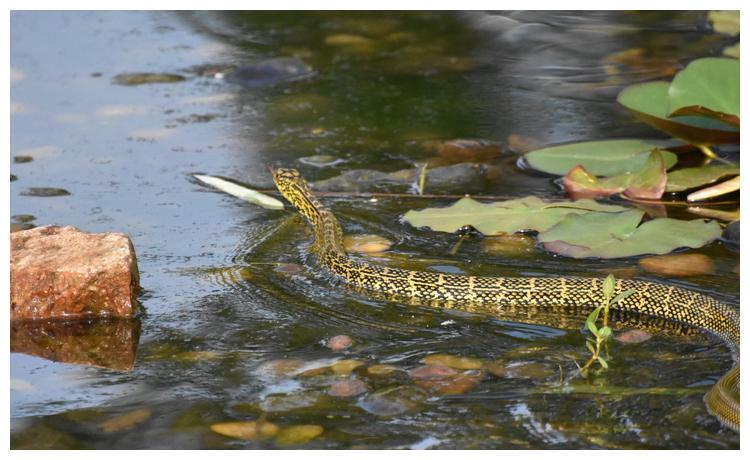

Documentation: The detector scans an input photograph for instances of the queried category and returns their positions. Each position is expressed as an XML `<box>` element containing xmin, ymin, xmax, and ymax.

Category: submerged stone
<box><xmin>326</xmin><ymin>334</ymin><xmax>354</xmax><ymax>351</ymax></box>
<box><xmin>210</xmin><ymin>420</ymin><xmax>279</xmax><ymax>441</ymax></box>
<box><xmin>298</xmin><ymin>154</ymin><xmax>345</xmax><ymax>168</ymax></box>
<box><xmin>99</xmin><ymin>408</ymin><xmax>151</xmax><ymax>433</ymax></box>
<box><xmin>723</xmin><ymin>220</ymin><xmax>739</xmax><ymax>247</ymax></box>
<box><xmin>11</xmin><ymin>223</ymin><xmax>34</xmax><ymax>233</ymax></box>
<box><xmin>328</xmin><ymin>378</ymin><xmax>367</xmax><ymax>397</ymax></box>
<box><xmin>429</xmin><ymin>139</ymin><xmax>502</xmax><ymax>164</ymax></box>
<box><xmin>359</xmin><ymin>385</ymin><xmax>425</xmax><ymax>416</ymax></box>
<box><xmin>486</xmin><ymin>361</ymin><xmax>556</xmax><ymax>380</ymax></box>
<box><xmin>275</xmin><ymin>424</ymin><xmax>324</xmax><ymax>446</ymax></box>
<box><xmin>113</xmin><ymin>72</ymin><xmax>186</xmax><ymax>86</ymax></box>
<box><xmin>14</xmin><ymin>155</ymin><xmax>33</xmax><ymax>163</ymax></box>
<box><xmin>638</xmin><ymin>253</ymin><xmax>714</xmax><ymax>277</ymax></box>
<box><xmin>423</xmin><ymin>354</ymin><xmax>484</xmax><ymax>370</ymax></box>
<box><xmin>342</xmin><ymin>234</ymin><xmax>392</xmax><ymax>254</ymax></box>
<box><xmin>260</xmin><ymin>393</ymin><xmax>319</xmax><ymax>412</ymax></box>
<box><xmin>366</xmin><ymin>364</ymin><xmax>400</xmax><ymax>376</ymax></box>
<box><xmin>480</xmin><ymin>233</ymin><xmax>536</xmax><ymax>256</ymax></box>
<box><xmin>21</xmin><ymin>187</ymin><xmax>71</xmax><ymax>197</ymax></box>
<box><xmin>615</xmin><ymin>329</ymin><xmax>652</xmax><ymax>344</ymax></box>
<box><xmin>224</xmin><ymin>57</ymin><xmax>314</xmax><ymax>88</ymax></box>
<box><xmin>12</xmin><ymin>214</ymin><xmax>36</xmax><ymax>223</ymax></box>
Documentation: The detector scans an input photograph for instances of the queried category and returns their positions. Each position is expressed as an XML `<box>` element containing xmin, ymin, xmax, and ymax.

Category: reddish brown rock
<box><xmin>10</xmin><ymin>225</ymin><xmax>140</xmax><ymax>320</ymax></box>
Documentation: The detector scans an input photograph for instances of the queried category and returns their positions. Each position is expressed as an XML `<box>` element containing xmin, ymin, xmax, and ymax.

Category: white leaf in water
<box><xmin>194</xmin><ymin>174</ymin><xmax>284</xmax><ymax>210</ymax></box>
<box><xmin>687</xmin><ymin>175</ymin><xmax>740</xmax><ymax>202</ymax></box>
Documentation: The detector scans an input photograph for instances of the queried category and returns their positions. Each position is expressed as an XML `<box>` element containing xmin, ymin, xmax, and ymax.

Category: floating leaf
<box><xmin>665</xmin><ymin>164</ymin><xmax>739</xmax><ymax>192</ymax></box>
<box><xmin>687</xmin><ymin>175</ymin><xmax>740</xmax><ymax>202</ymax></box>
<box><xmin>621</xmin><ymin>150</ymin><xmax>666</xmax><ymax>199</ymax></box>
<box><xmin>563</xmin><ymin>150</ymin><xmax>666</xmax><ymax>199</ymax></box>
<box><xmin>538</xmin><ymin>210</ymin><xmax>722</xmax><ymax>258</ymax></box>
<box><xmin>404</xmin><ymin>196</ymin><xmax>628</xmax><ymax>235</ymax></box>
<box><xmin>618</xmin><ymin>82</ymin><xmax>739</xmax><ymax>145</ymax></box>
<box><xmin>668</xmin><ymin>58</ymin><xmax>739</xmax><ymax>126</ymax></box>
<box><xmin>522</xmin><ymin>139</ymin><xmax>678</xmax><ymax>176</ymax></box>
<box><xmin>194</xmin><ymin>174</ymin><xmax>284</xmax><ymax>210</ymax></box>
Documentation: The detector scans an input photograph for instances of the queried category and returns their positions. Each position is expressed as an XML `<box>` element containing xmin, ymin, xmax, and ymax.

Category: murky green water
<box><xmin>10</xmin><ymin>11</ymin><xmax>739</xmax><ymax>449</ymax></box>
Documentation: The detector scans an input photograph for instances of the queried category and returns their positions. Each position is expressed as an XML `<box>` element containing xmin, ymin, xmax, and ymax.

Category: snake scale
<box><xmin>272</xmin><ymin>168</ymin><xmax>740</xmax><ymax>431</ymax></box>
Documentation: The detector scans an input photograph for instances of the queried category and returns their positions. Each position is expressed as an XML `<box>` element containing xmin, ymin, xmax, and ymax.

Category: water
<box><xmin>10</xmin><ymin>11</ymin><xmax>739</xmax><ymax>449</ymax></box>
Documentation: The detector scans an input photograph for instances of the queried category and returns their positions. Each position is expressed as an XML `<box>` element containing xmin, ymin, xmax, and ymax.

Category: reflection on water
<box><xmin>11</xmin><ymin>318</ymin><xmax>141</xmax><ymax>371</ymax></box>
<box><xmin>10</xmin><ymin>11</ymin><xmax>739</xmax><ymax>449</ymax></box>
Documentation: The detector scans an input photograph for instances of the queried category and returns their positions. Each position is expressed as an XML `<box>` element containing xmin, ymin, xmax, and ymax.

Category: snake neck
<box><xmin>308</xmin><ymin>207</ymin><xmax>345</xmax><ymax>255</ymax></box>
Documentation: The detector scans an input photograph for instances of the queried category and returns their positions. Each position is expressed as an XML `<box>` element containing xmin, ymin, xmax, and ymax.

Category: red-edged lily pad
<box><xmin>618</xmin><ymin>81</ymin><xmax>738</xmax><ymax>145</ymax></box>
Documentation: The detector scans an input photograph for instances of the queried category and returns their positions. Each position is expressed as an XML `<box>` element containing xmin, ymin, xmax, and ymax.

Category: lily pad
<box><xmin>665</xmin><ymin>164</ymin><xmax>740</xmax><ymax>192</ymax></box>
<box><xmin>563</xmin><ymin>150</ymin><xmax>666</xmax><ymax>199</ymax></box>
<box><xmin>618</xmin><ymin>81</ymin><xmax>739</xmax><ymax>145</ymax></box>
<box><xmin>538</xmin><ymin>210</ymin><xmax>722</xmax><ymax>258</ymax></box>
<box><xmin>522</xmin><ymin>139</ymin><xmax>678</xmax><ymax>176</ymax></box>
<box><xmin>403</xmin><ymin>196</ymin><xmax>628</xmax><ymax>235</ymax></box>
<box><xmin>193</xmin><ymin>174</ymin><xmax>284</xmax><ymax>210</ymax></box>
<box><xmin>668</xmin><ymin>58</ymin><xmax>739</xmax><ymax>126</ymax></box>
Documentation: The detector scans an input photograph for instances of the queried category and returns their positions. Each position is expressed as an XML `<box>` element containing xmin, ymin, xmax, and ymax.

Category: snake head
<box><xmin>272</xmin><ymin>168</ymin><xmax>302</xmax><ymax>190</ymax></box>
<box><xmin>272</xmin><ymin>168</ymin><xmax>316</xmax><ymax>216</ymax></box>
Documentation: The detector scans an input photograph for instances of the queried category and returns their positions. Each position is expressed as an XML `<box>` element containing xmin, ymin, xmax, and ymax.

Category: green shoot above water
<box><xmin>578</xmin><ymin>274</ymin><xmax>635</xmax><ymax>375</ymax></box>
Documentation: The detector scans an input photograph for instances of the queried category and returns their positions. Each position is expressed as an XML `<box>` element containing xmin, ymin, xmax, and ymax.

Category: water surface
<box><xmin>10</xmin><ymin>11</ymin><xmax>739</xmax><ymax>449</ymax></box>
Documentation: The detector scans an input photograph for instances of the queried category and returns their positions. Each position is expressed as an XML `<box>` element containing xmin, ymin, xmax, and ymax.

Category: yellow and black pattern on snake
<box><xmin>272</xmin><ymin>167</ymin><xmax>740</xmax><ymax>432</ymax></box>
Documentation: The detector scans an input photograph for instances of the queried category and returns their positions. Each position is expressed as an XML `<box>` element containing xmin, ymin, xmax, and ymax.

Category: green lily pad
<box><xmin>522</xmin><ymin>139</ymin><xmax>678</xmax><ymax>176</ymax></box>
<box><xmin>403</xmin><ymin>196</ymin><xmax>628</xmax><ymax>235</ymax></box>
<box><xmin>621</xmin><ymin>150</ymin><xmax>666</xmax><ymax>199</ymax></box>
<box><xmin>668</xmin><ymin>58</ymin><xmax>739</xmax><ymax>126</ymax></box>
<box><xmin>563</xmin><ymin>150</ymin><xmax>666</xmax><ymax>199</ymax></box>
<box><xmin>618</xmin><ymin>81</ymin><xmax>739</xmax><ymax>145</ymax></box>
<box><xmin>538</xmin><ymin>210</ymin><xmax>722</xmax><ymax>258</ymax></box>
<box><xmin>665</xmin><ymin>164</ymin><xmax>740</xmax><ymax>192</ymax></box>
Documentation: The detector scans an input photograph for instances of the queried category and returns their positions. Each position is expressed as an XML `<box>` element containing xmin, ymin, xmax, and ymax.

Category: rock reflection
<box><xmin>11</xmin><ymin>318</ymin><xmax>141</xmax><ymax>371</ymax></box>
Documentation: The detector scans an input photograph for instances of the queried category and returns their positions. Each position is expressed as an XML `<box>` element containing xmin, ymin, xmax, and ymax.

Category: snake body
<box><xmin>272</xmin><ymin>168</ymin><xmax>740</xmax><ymax>431</ymax></box>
